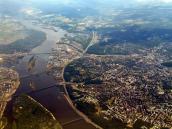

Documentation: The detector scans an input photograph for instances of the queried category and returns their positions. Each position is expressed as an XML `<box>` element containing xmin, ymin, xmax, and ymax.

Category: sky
<box><xmin>3</xmin><ymin>0</ymin><xmax>172</xmax><ymax>4</ymax></box>
<box><xmin>136</xmin><ymin>0</ymin><xmax>172</xmax><ymax>3</ymax></box>
<box><xmin>31</xmin><ymin>0</ymin><xmax>172</xmax><ymax>4</ymax></box>
<box><xmin>1</xmin><ymin>0</ymin><xmax>172</xmax><ymax>13</ymax></box>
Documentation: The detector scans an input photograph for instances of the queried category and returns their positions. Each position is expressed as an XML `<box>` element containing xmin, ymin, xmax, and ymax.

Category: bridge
<box><xmin>26</xmin><ymin>53</ymin><xmax>52</xmax><ymax>56</ymax></box>
<box><xmin>62</xmin><ymin>118</ymin><xmax>83</xmax><ymax>126</ymax></box>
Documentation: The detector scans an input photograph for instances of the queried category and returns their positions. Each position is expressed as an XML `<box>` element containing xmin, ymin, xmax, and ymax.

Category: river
<box><xmin>4</xmin><ymin>21</ymin><xmax>97</xmax><ymax>129</ymax></box>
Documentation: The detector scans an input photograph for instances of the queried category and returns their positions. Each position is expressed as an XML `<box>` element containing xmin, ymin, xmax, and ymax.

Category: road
<box><xmin>4</xmin><ymin>22</ymin><xmax>99</xmax><ymax>129</ymax></box>
<box><xmin>59</xmin><ymin>31</ymin><xmax>103</xmax><ymax>129</ymax></box>
<box><xmin>83</xmin><ymin>31</ymin><xmax>98</xmax><ymax>54</ymax></box>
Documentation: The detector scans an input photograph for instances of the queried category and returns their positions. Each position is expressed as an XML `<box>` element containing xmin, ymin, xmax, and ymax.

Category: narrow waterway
<box><xmin>4</xmin><ymin>21</ymin><xmax>97</xmax><ymax>129</ymax></box>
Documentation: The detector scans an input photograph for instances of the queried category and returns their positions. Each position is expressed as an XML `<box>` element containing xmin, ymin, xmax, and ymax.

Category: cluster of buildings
<box><xmin>44</xmin><ymin>18</ymin><xmax>172</xmax><ymax>128</ymax></box>
<box><xmin>47</xmin><ymin>39</ymin><xmax>82</xmax><ymax>82</ymax></box>
<box><xmin>67</xmin><ymin>55</ymin><xmax>172</xmax><ymax>128</ymax></box>
<box><xmin>45</xmin><ymin>28</ymin><xmax>172</xmax><ymax>128</ymax></box>
<box><xmin>0</xmin><ymin>67</ymin><xmax>20</xmax><ymax>118</ymax></box>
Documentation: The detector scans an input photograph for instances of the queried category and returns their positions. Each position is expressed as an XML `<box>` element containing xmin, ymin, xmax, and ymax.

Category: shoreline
<box><xmin>3</xmin><ymin>20</ymin><xmax>101</xmax><ymax>129</ymax></box>
<box><xmin>58</xmin><ymin>32</ymin><xmax>103</xmax><ymax>129</ymax></box>
<box><xmin>0</xmin><ymin>67</ymin><xmax>20</xmax><ymax>121</ymax></box>
<box><xmin>62</xmin><ymin>85</ymin><xmax>103</xmax><ymax>129</ymax></box>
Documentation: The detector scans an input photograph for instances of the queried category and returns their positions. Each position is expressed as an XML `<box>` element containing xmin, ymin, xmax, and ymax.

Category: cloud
<box><xmin>123</xmin><ymin>19</ymin><xmax>150</xmax><ymax>25</ymax></box>
<box><xmin>136</xmin><ymin>0</ymin><xmax>172</xmax><ymax>3</ymax></box>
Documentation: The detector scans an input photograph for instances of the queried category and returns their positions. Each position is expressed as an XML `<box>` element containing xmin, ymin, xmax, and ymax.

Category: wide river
<box><xmin>4</xmin><ymin>21</ymin><xmax>97</xmax><ymax>129</ymax></box>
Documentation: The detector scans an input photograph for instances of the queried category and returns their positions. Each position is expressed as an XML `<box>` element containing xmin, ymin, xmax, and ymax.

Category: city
<box><xmin>0</xmin><ymin>0</ymin><xmax>172</xmax><ymax>129</ymax></box>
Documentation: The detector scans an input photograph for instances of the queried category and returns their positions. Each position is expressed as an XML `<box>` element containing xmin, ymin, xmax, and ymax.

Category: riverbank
<box><xmin>5</xmin><ymin>94</ymin><xmax>62</xmax><ymax>129</ymax></box>
<box><xmin>47</xmin><ymin>29</ymin><xmax>103</xmax><ymax>129</ymax></box>
<box><xmin>0</xmin><ymin>67</ymin><xmax>20</xmax><ymax>129</ymax></box>
<box><xmin>3</xmin><ymin>20</ymin><xmax>100</xmax><ymax>129</ymax></box>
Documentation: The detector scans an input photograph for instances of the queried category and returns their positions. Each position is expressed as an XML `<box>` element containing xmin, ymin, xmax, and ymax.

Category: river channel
<box><xmin>4</xmin><ymin>21</ymin><xmax>97</xmax><ymax>129</ymax></box>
